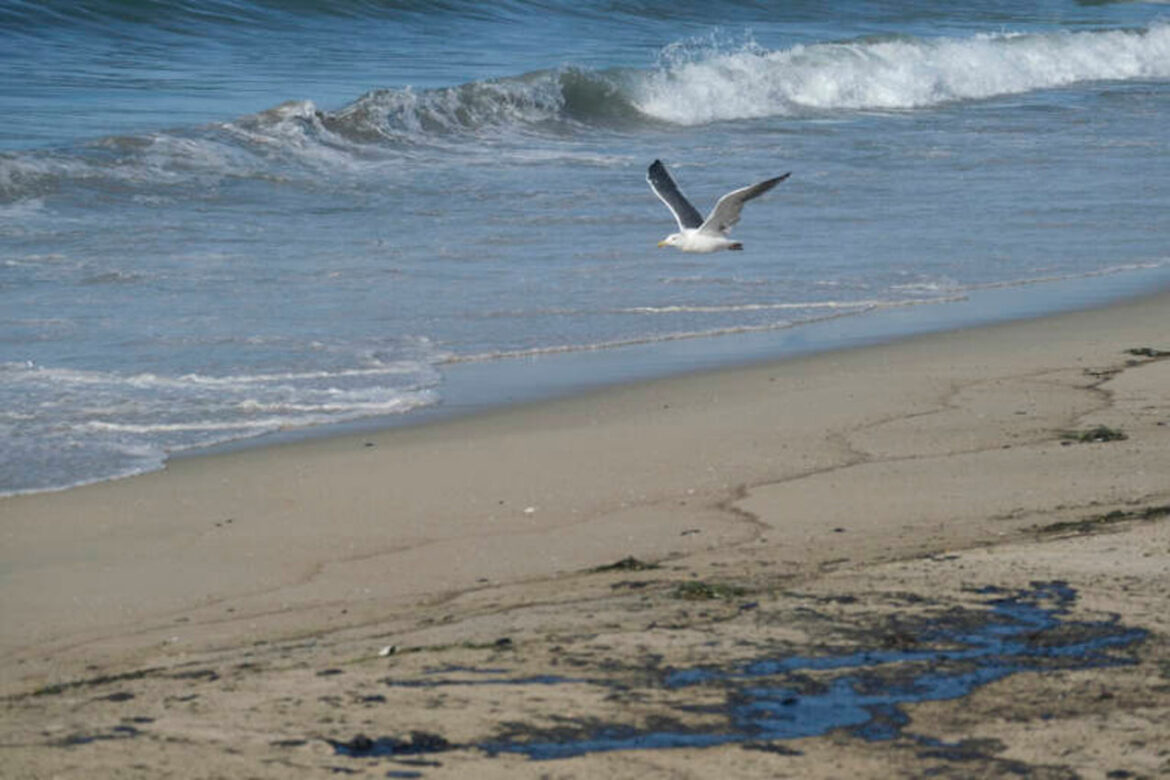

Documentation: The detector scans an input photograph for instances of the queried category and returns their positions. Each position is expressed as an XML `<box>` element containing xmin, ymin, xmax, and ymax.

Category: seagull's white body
<box><xmin>647</xmin><ymin>159</ymin><xmax>790</xmax><ymax>253</ymax></box>
<box><xmin>658</xmin><ymin>229</ymin><xmax>743</xmax><ymax>253</ymax></box>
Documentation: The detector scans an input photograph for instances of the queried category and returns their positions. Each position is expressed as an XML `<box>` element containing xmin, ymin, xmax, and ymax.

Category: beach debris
<box><xmin>523</xmin><ymin>506</ymin><xmax>537</xmax><ymax>515</ymax></box>
<box><xmin>672</xmin><ymin>580</ymin><xmax>747</xmax><ymax>601</ymax></box>
<box><xmin>591</xmin><ymin>556</ymin><xmax>660</xmax><ymax>573</ymax></box>
<box><xmin>1124</xmin><ymin>346</ymin><xmax>1170</xmax><ymax>358</ymax></box>
<box><xmin>379</xmin><ymin>644</ymin><xmax>397</xmax><ymax>657</ymax></box>
<box><xmin>328</xmin><ymin>731</ymin><xmax>453</xmax><ymax>758</ymax></box>
<box><xmin>99</xmin><ymin>691</ymin><xmax>136</xmax><ymax>702</ymax></box>
<box><xmin>169</xmin><ymin>668</ymin><xmax>219</xmax><ymax>682</ymax></box>
<box><xmin>55</xmin><ymin>725</ymin><xmax>142</xmax><ymax>747</ymax></box>
<box><xmin>611</xmin><ymin>580</ymin><xmax>654</xmax><ymax>590</ymax></box>
<box><xmin>1035</xmin><ymin>503</ymin><xmax>1170</xmax><ymax>536</ymax></box>
<box><xmin>1059</xmin><ymin>425</ymin><xmax>1128</xmax><ymax>444</ymax></box>
<box><xmin>742</xmin><ymin>741</ymin><xmax>804</xmax><ymax>756</ymax></box>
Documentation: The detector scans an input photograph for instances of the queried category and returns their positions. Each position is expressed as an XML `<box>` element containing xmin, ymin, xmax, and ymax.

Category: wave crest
<box><xmin>303</xmin><ymin>24</ymin><xmax>1170</xmax><ymax>140</ymax></box>
<box><xmin>3</xmin><ymin>24</ymin><xmax>1167</xmax><ymax>203</ymax></box>
<box><xmin>634</xmin><ymin>24</ymin><xmax>1170</xmax><ymax>124</ymax></box>
<box><xmin>267</xmin><ymin>23</ymin><xmax>1170</xmax><ymax>143</ymax></box>
<box><xmin>316</xmin><ymin>67</ymin><xmax>643</xmax><ymax>143</ymax></box>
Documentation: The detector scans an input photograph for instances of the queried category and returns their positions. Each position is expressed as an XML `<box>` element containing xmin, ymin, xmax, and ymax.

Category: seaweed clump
<box><xmin>672</xmin><ymin>581</ymin><xmax>747</xmax><ymax>601</ymax></box>
<box><xmin>592</xmin><ymin>556</ymin><xmax>660</xmax><ymax>573</ymax></box>
<box><xmin>1124</xmin><ymin>347</ymin><xmax>1170</xmax><ymax>358</ymax></box>
<box><xmin>1037</xmin><ymin>504</ymin><xmax>1170</xmax><ymax>536</ymax></box>
<box><xmin>1060</xmin><ymin>425</ymin><xmax>1127</xmax><ymax>444</ymax></box>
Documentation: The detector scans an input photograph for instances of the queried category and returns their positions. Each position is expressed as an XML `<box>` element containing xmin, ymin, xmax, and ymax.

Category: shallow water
<box><xmin>3</xmin><ymin>1</ymin><xmax>1169</xmax><ymax>494</ymax></box>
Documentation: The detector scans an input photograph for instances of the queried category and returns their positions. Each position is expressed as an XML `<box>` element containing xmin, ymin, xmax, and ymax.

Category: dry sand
<box><xmin>2</xmin><ymin>291</ymin><xmax>1169</xmax><ymax>778</ymax></box>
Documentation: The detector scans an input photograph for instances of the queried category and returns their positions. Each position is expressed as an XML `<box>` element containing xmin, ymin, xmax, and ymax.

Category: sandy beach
<box><xmin>2</xmin><ymin>291</ymin><xmax>1169</xmax><ymax>778</ymax></box>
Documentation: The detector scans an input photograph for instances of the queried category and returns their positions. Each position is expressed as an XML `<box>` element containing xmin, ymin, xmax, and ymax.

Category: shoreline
<box><xmin>7</xmin><ymin>262</ymin><xmax>1159</xmax><ymax>501</ymax></box>
<box><xmin>4</xmin><ymin>265</ymin><xmax>1165</xmax><ymax>500</ymax></box>
<box><xmin>188</xmin><ymin>264</ymin><xmax>1170</xmax><ymax>459</ymax></box>
<box><xmin>3</xmin><ymin>288</ymin><xmax>1169</xmax><ymax>777</ymax></box>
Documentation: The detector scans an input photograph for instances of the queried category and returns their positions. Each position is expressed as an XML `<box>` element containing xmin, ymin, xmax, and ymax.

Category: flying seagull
<box><xmin>647</xmin><ymin>159</ymin><xmax>790</xmax><ymax>253</ymax></box>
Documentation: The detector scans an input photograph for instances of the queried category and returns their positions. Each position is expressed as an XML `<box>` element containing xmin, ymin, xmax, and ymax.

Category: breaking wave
<box><xmin>262</xmin><ymin>23</ymin><xmax>1170</xmax><ymax>138</ymax></box>
<box><xmin>3</xmin><ymin>23</ymin><xmax>1168</xmax><ymax>203</ymax></box>
<box><xmin>634</xmin><ymin>24</ymin><xmax>1170</xmax><ymax>124</ymax></box>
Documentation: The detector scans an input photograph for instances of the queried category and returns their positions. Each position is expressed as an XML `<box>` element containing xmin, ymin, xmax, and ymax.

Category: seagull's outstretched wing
<box><xmin>700</xmin><ymin>172</ymin><xmax>791</xmax><ymax>236</ymax></box>
<box><xmin>647</xmin><ymin>159</ymin><xmax>703</xmax><ymax>230</ymax></box>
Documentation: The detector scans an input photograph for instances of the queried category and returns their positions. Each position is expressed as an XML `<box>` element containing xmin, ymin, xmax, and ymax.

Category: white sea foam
<box><xmin>77</xmin><ymin>393</ymin><xmax>435</xmax><ymax>435</ymax></box>
<box><xmin>635</xmin><ymin>24</ymin><xmax>1170</xmax><ymax>124</ymax></box>
<box><xmin>0</xmin><ymin>355</ymin><xmax>442</xmax><ymax>496</ymax></box>
<box><xmin>617</xmin><ymin>298</ymin><xmax>960</xmax><ymax>315</ymax></box>
<box><xmin>961</xmin><ymin>259</ymin><xmax>1170</xmax><ymax>292</ymax></box>
<box><xmin>446</xmin><ymin>296</ymin><xmax>968</xmax><ymax>364</ymax></box>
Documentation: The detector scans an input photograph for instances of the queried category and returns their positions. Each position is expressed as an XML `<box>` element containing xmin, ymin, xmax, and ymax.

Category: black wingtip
<box><xmin>756</xmin><ymin>172</ymin><xmax>792</xmax><ymax>192</ymax></box>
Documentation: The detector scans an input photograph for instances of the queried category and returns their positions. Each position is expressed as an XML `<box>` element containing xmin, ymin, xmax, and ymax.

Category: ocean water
<box><xmin>2</xmin><ymin>1</ymin><xmax>1169</xmax><ymax>495</ymax></box>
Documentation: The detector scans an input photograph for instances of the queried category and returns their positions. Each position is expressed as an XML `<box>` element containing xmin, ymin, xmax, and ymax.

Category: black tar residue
<box><xmin>329</xmin><ymin>581</ymin><xmax>1146</xmax><ymax>761</ymax></box>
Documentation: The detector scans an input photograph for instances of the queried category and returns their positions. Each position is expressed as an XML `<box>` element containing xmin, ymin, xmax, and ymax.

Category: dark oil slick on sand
<box><xmin>327</xmin><ymin>581</ymin><xmax>1145</xmax><ymax>762</ymax></box>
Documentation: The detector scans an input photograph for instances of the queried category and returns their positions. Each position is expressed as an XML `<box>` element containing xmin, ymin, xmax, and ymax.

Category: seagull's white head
<box><xmin>657</xmin><ymin>233</ymin><xmax>682</xmax><ymax>249</ymax></box>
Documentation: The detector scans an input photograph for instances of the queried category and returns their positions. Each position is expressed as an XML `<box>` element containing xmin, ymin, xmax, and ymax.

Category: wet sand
<box><xmin>2</xmin><ymin>291</ymin><xmax>1169</xmax><ymax>778</ymax></box>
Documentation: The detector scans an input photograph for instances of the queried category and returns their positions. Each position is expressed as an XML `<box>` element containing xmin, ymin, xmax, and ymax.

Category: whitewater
<box><xmin>2</xmin><ymin>1</ymin><xmax>1169</xmax><ymax>495</ymax></box>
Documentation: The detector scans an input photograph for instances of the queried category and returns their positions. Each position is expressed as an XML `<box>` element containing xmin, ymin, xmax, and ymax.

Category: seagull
<box><xmin>647</xmin><ymin>159</ymin><xmax>790</xmax><ymax>253</ymax></box>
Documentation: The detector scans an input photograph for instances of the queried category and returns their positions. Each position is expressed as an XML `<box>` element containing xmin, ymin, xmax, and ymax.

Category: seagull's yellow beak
<box><xmin>657</xmin><ymin>239</ymin><xmax>668</xmax><ymax>248</ymax></box>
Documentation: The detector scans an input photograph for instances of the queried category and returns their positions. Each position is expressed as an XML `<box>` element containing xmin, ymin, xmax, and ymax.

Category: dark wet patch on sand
<box><xmin>328</xmin><ymin>581</ymin><xmax>1145</xmax><ymax>762</ymax></box>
